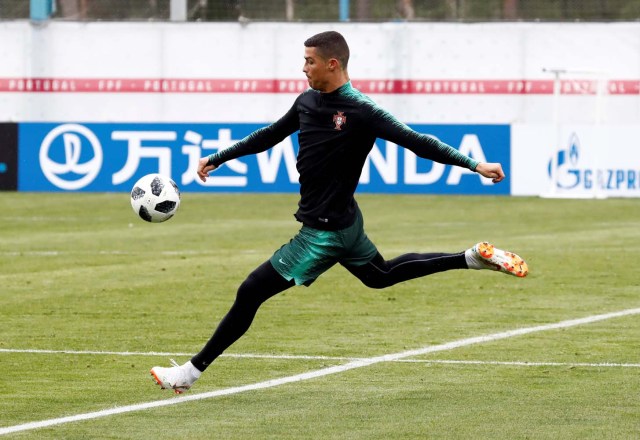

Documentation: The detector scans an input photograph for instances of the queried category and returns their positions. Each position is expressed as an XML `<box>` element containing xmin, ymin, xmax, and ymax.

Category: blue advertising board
<box><xmin>18</xmin><ymin>123</ymin><xmax>510</xmax><ymax>194</ymax></box>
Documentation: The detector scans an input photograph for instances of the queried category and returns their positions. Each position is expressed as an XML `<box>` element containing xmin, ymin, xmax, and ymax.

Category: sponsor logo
<box><xmin>549</xmin><ymin>132</ymin><xmax>582</xmax><ymax>189</ymax></box>
<box><xmin>549</xmin><ymin>132</ymin><xmax>640</xmax><ymax>192</ymax></box>
<box><xmin>39</xmin><ymin>124</ymin><xmax>103</xmax><ymax>190</ymax></box>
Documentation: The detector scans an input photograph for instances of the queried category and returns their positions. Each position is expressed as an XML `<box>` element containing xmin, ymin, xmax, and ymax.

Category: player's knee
<box><xmin>349</xmin><ymin>258</ymin><xmax>394</xmax><ymax>289</ymax></box>
<box><xmin>235</xmin><ymin>273</ymin><xmax>264</xmax><ymax>306</ymax></box>
<box><xmin>359</xmin><ymin>274</ymin><xmax>393</xmax><ymax>289</ymax></box>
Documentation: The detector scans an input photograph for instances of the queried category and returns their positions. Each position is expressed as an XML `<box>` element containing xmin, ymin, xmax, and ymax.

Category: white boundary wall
<box><xmin>1</xmin><ymin>22</ymin><xmax>640</xmax><ymax>196</ymax></box>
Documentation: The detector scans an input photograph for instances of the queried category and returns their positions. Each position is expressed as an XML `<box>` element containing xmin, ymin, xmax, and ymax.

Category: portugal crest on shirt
<box><xmin>333</xmin><ymin>111</ymin><xmax>347</xmax><ymax>130</ymax></box>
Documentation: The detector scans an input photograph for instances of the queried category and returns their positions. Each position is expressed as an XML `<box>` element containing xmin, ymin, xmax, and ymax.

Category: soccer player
<box><xmin>151</xmin><ymin>31</ymin><xmax>528</xmax><ymax>393</ymax></box>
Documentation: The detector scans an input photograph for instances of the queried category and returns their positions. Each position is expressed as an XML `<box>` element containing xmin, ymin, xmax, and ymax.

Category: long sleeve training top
<box><xmin>207</xmin><ymin>81</ymin><xmax>479</xmax><ymax>231</ymax></box>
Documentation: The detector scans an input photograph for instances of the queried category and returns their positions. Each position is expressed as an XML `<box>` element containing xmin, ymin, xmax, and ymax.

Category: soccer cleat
<box><xmin>150</xmin><ymin>359</ymin><xmax>197</xmax><ymax>394</ymax></box>
<box><xmin>468</xmin><ymin>242</ymin><xmax>529</xmax><ymax>278</ymax></box>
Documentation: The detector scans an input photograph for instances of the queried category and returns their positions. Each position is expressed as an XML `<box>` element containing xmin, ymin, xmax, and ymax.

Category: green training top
<box><xmin>207</xmin><ymin>81</ymin><xmax>479</xmax><ymax>231</ymax></box>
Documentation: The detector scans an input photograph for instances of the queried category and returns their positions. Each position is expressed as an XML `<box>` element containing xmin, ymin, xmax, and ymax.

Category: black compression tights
<box><xmin>345</xmin><ymin>251</ymin><xmax>468</xmax><ymax>289</ymax></box>
<box><xmin>190</xmin><ymin>261</ymin><xmax>294</xmax><ymax>371</ymax></box>
<box><xmin>190</xmin><ymin>251</ymin><xmax>467</xmax><ymax>371</ymax></box>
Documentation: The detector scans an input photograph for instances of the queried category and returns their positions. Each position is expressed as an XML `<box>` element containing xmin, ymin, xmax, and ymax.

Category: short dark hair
<box><xmin>304</xmin><ymin>31</ymin><xmax>350</xmax><ymax>70</ymax></box>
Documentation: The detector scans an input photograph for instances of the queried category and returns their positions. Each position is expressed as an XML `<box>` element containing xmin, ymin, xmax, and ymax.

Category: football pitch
<box><xmin>1</xmin><ymin>192</ymin><xmax>639</xmax><ymax>439</ymax></box>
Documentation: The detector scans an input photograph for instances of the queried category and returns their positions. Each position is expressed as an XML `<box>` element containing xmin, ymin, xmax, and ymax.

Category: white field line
<box><xmin>0</xmin><ymin>250</ymin><xmax>259</xmax><ymax>257</ymax></box>
<box><xmin>1</xmin><ymin>349</ymin><xmax>639</xmax><ymax>368</ymax></box>
<box><xmin>396</xmin><ymin>359</ymin><xmax>640</xmax><ymax>368</ymax></box>
<box><xmin>1</xmin><ymin>306</ymin><xmax>639</xmax><ymax>436</ymax></box>
<box><xmin>0</xmin><ymin>349</ymin><xmax>359</xmax><ymax>360</ymax></box>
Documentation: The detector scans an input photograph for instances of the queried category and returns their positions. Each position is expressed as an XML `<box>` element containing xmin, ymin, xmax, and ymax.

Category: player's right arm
<box><xmin>197</xmin><ymin>99</ymin><xmax>300</xmax><ymax>182</ymax></box>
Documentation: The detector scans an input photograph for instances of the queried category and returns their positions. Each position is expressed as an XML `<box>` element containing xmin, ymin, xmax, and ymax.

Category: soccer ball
<box><xmin>130</xmin><ymin>174</ymin><xmax>181</xmax><ymax>223</ymax></box>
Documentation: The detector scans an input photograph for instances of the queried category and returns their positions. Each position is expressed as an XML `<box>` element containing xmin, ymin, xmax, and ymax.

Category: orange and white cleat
<box><xmin>466</xmin><ymin>242</ymin><xmax>529</xmax><ymax>278</ymax></box>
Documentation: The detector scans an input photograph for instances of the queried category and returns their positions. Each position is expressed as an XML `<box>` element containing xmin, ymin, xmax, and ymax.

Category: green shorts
<box><xmin>270</xmin><ymin>209</ymin><xmax>378</xmax><ymax>286</ymax></box>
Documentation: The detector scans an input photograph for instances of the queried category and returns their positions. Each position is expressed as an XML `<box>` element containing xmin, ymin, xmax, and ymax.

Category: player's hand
<box><xmin>197</xmin><ymin>157</ymin><xmax>218</xmax><ymax>182</ymax></box>
<box><xmin>475</xmin><ymin>162</ymin><xmax>505</xmax><ymax>183</ymax></box>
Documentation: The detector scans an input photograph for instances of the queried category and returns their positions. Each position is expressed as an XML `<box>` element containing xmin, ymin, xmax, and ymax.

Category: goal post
<box><xmin>540</xmin><ymin>68</ymin><xmax>609</xmax><ymax>199</ymax></box>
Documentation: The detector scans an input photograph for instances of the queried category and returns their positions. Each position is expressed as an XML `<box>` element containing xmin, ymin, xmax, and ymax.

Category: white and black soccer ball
<box><xmin>130</xmin><ymin>174</ymin><xmax>181</xmax><ymax>223</ymax></box>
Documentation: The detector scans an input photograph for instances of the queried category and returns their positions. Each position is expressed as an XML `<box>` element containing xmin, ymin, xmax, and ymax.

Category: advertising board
<box><xmin>19</xmin><ymin>122</ymin><xmax>510</xmax><ymax>195</ymax></box>
<box><xmin>512</xmin><ymin>124</ymin><xmax>640</xmax><ymax>197</ymax></box>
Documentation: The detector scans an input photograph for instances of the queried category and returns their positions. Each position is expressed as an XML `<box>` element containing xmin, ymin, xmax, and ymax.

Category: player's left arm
<box><xmin>474</xmin><ymin>162</ymin><xmax>505</xmax><ymax>183</ymax></box>
<box><xmin>368</xmin><ymin>105</ymin><xmax>490</xmax><ymax>175</ymax></box>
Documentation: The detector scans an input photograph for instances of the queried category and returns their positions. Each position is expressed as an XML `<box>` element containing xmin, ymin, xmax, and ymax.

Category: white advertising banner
<box><xmin>512</xmin><ymin>124</ymin><xmax>640</xmax><ymax>197</ymax></box>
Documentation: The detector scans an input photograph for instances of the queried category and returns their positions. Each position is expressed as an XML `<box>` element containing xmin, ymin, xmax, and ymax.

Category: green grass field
<box><xmin>1</xmin><ymin>192</ymin><xmax>639</xmax><ymax>439</ymax></box>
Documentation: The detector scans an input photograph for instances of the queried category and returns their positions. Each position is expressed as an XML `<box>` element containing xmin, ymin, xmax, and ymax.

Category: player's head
<box><xmin>304</xmin><ymin>31</ymin><xmax>350</xmax><ymax>70</ymax></box>
<box><xmin>303</xmin><ymin>31</ymin><xmax>350</xmax><ymax>92</ymax></box>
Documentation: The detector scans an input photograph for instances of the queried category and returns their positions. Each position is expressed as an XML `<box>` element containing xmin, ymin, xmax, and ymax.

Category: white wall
<box><xmin>2</xmin><ymin>21</ymin><xmax>639</xmax><ymax>196</ymax></box>
<box><xmin>1</xmin><ymin>21</ymin><xmax>639</xmax><ymax>124</ymax></box>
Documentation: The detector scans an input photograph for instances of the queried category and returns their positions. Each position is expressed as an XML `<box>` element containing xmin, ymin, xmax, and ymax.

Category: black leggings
<box><xmin>190</xmin><ymin>251</ymin><xmax>467</xmax><ymax>371</ymax></box>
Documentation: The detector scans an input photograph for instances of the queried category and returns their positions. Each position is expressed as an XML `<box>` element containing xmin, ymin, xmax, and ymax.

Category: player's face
<box><xmin>303</xmin><ymin>47</ymin><xmax>331</xmax><ymax>92</ymax></box>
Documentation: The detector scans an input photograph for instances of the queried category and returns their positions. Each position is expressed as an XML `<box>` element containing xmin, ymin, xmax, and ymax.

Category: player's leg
<box><xmin>337</xmin><ymin>208</ymin><xmax>467</xmax><ymax>288</ymax></box>
<box><xmin>345</xmin><ymin>241</ymin><xmax>528</xmax><ymax>289</ymax></box>
<box><xmin>150</xmin><ymin>224</ymin><xmax>343</xmax><ymax>393</ymax></box>
<box><xmin>189</xmin><ymin>260</ymin><xmax>295</xmax><ymax>370</ymax></box>
<box><xmin>345</xmin><ymin>241</ymin><xmax>529</xmax><ymax>289</ymax></box>
<box><xmin>340</xmin><ymin>211</ymin><xmax>527</xmax><ymax>289</ymax></box>
<box><xmin>345</xmin><ymin>250</ymin><xmax>468</xmax><ymax>289</ymax></box>
<box><xmin>150</xmin><ymin>260</ymin><xmax>294</xmax><ymax>393</ymax></box>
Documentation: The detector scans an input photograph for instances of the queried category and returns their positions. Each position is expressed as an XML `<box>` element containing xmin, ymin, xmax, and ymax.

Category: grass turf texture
<box><xmin>1</xmin><ymin>192</ymin><xmax>639</xmax><ymax>439</ymax></box>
